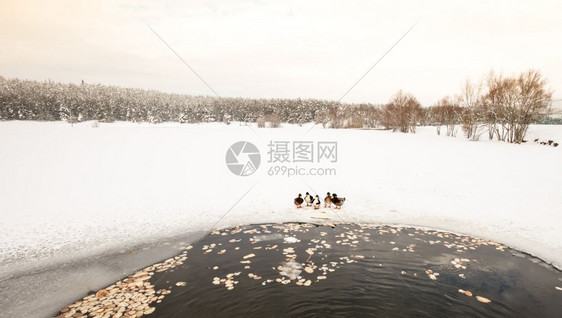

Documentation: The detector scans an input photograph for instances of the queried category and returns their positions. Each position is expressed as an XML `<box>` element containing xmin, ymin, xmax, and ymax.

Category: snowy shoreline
<box><xmin>2</xmin><ymin>218</ymin><xmax>559</xmax><ymax>283</ymax></box>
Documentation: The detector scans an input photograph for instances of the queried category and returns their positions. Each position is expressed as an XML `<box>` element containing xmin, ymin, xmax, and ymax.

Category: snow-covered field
<box><xmin>0</xmin><ymin>121</ymin><xmax>561</xmax><ymax>282</ymax></box>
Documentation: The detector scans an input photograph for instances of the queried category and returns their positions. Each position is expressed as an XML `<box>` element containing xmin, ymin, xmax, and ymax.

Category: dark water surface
<box><xmin>58</xmin><ymin>223</ymin><xmax>562</xmax><ymax>318</ymax></box>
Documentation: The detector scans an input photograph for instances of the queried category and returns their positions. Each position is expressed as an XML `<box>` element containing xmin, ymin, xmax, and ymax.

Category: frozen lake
<box><xmin>0</xmin><ymin>121</ymin><xmax>561</xmax><ymax>317</ymax></box>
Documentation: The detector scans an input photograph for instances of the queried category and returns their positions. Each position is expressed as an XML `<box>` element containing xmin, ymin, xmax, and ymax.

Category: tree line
<box><xmin>0</xmin><ymin>76</ymin><xmax>341</xmax><ymax>124</ymax></box>
<box><xmin>0</xmin><ymin>70</ymin><xmax>556</xmax><ymax>144</ymax></box>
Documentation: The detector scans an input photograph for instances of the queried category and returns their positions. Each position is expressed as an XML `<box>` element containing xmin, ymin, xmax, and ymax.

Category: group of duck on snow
<box><xmin>294</xmin><ymin>192</ymin><xmax>346</xmax><ymax>209</ymax></box>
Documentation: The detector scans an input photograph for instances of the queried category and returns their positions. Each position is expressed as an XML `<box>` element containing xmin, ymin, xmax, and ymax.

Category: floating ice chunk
<box><xmin>279</xmin><ymin>259</ymin><xmax>302</xmax><ymax>280</ymax></box>
<box><xmin>284</xmin><ymin>237</ymin><xmax>299</xmax><ymax>244</ymax></box>
<box><xmin>253</xmin><ymin>233</ymin><xmax>284</xmax><ymax>242</ymax></box>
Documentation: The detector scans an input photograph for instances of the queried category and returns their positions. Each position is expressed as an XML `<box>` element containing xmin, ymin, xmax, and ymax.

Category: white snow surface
<box><xmin>0</xmin><ymin>121</ymin><xmax>561</xmax><ymax>279</ymax></box>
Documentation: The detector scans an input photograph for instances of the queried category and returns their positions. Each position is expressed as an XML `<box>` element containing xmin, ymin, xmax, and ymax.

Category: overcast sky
<box><xmin>1</xmin><ymin>0</ymin><xmax>561</xmax><ymax>105</ymax></box>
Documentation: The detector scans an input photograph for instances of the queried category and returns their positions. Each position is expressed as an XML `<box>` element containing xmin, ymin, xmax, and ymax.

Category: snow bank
<box><xmin>0</xmin><ymin>121</ymin><xmax>561</xmax><ymax>281</ymax></box>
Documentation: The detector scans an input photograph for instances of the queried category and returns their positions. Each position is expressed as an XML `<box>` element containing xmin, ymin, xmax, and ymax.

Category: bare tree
<box><xmin>513</xmin><ymin>70</ymin><xmax>553</xmax><ymax>142</ymax></box>
<box><xmin>483</xmin><ymin>70</ymin><xmax>552</xmax><ymax>143</ymax></box>
<box><xmin>432</xmin><ymin>96</ymin><xmax>462</xmax><ymax>137</ymax></box>
<box><xmin>381</xmin><ymin>90</ymin><xmax>423</xmax><ymax>133</ymax></box>
<box><xmin>459</xmin><ymin>79</ymin><xmax>486</xmax><ymax>140</ymax></box>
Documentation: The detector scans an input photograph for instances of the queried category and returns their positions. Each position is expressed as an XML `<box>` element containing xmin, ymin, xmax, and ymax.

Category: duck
<box><xmin>313</xmin><ymin>195</ymin><xmax>321</xmax><ymax>210</ymax></box>
<box><xmin>331</xmin><ymin>193</ymin><xmax>346</xmax><ymax>209</ymax></box>
<box><xmin>324</xmin><ymin>192</ymin><xmax>332</xmax><ymax>208</ymax></box>
<box><xmin>304</xmin><ymin>192</ymin><xmax>313</xmax><ymax>207</ymax></box>
<box><xmin>294</xmin><ymin>194</ymin><xmax>304</xmax><ymax>208</ymax></box>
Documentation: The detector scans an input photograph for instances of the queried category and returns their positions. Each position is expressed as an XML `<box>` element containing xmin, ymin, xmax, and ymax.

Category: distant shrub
<box><xmin>223</xmin><ymin>114</ymin><xmax>231</xmax><ymax>125</ymax></box>
<box><xmin>428</xmin><ymin>96</ymin><xmax>462</xmax><ymax>137</ymax></box>
<box><xmin>256</xmin><ymin>114</ymin><xmax>281</xmax><ymax>128</ymax></box>
<box><xmin>256</xmin><ymin>116</ymin><xmax>266</xmax><ymax>128</ymax></box>
<box><xmin>266</xmin><ymin>114</ymin><xmax>281</xmax><ymax>128</ymax></box>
